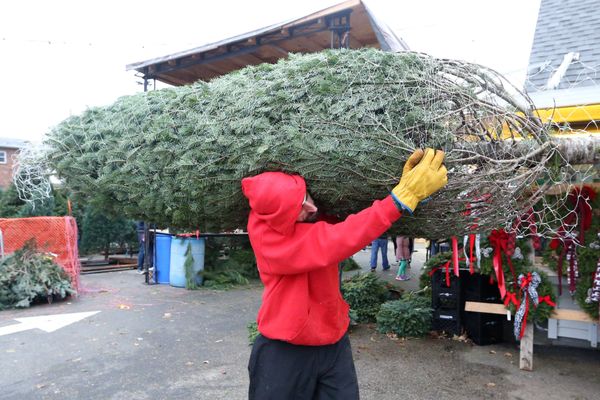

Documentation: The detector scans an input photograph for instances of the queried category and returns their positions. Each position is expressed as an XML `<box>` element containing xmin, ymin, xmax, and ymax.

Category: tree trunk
<box><xmin>552</xmin><ymin>134</ymin><xmax>600</xmax><ymax>165</ymax></box>
<box><xmin>454</xmin><ymin>134</ymin><xmax>600</xmax><ymax>165</ymax></box>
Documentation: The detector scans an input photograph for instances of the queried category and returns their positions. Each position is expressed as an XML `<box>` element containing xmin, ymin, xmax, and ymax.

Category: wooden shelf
<box><xmin>465</xmin><ymin>301</ymin><xmax>598</xmax><ymax>322</ymax></box>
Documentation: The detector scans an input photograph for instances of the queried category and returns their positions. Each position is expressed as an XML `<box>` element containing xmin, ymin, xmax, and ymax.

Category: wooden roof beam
<box><xmin>236</xmin><ymin>52</ymin><xmax>268</xmax><ymax>64</ymax></box>
<box><xmin>266</xmin><ymin>44</ymin><xmax>289</xmax><ymax>57</ymax></box>
<box><xmin>142</xmin><ymin>8</ymin><xmax>355</xmax><ymax>82</ymax></box>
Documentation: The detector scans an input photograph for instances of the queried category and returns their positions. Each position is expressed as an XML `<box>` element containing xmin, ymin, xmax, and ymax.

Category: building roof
<box><xmin>126</xmin><ymin>0</ymin><xmax>408</xmax><ymax>86</ymax></box>
<box><xmin>525</xmin><ymin>0</ymin><xmax>600</xmax><ymax>96</ymax></box>
<box><xmin>0</xmin><ymin>138</ymin><xmax>29</xmax><ymax>149</ymax></box>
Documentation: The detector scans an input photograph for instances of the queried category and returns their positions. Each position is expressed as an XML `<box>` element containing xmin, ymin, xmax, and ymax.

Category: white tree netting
<box><xmin>13</xmin><ymin>49</ymin><xmax>598</xmax><ymax>239</ymax></box>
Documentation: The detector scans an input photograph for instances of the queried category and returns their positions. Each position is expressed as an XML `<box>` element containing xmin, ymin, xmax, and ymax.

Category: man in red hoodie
<box><xmin>241</xmin><ymin>148</ymin><xmax>447</xmax><ymax>399</ymax></box>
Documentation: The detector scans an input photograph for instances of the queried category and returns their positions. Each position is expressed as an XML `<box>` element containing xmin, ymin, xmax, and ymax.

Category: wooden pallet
<box><xmin>81</xmin><ymin>263</ymin><xmax>137</xmax><ymax>274</ymax></box>
<box><xmin>108</xmin><ymin>256</ymin><xmax>138</xmax><ymax>265</ymax></box>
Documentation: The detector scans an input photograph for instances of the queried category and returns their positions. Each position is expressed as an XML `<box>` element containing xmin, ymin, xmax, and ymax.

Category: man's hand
<box><xmin>391</xmin><ymin>148</ymin><xmax>448</xmax><ymax>213</ymax></box>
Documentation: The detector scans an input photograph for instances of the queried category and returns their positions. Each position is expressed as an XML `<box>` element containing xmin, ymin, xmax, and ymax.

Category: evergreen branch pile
<box><xmin>202</xmin><ymin>237</ymin><xmax>258</xmax><ymax>289</ymax></box>
<box><xmin>376</xmin><ymin>293</ymin><xmax>432</xmax><ymax>338</ymax></box>
<box><xmin>29</xmin><ymin>49</ymin><xmax>560</xmax><ymax>238</ymax></box>
<box><xmin>341</xmin><ymin>273</ymin><xmax>388</xmax><ymax>323</ymax></box>
<box><xmin>0</xmin><ymin>240</ymin><xmax>76</xmax><ymax>309</ymax></box>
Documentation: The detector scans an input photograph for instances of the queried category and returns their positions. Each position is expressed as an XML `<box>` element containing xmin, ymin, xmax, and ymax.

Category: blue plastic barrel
<box><xmin>169</xmin><ymin>237</ymin><xmax>205</xmax><ymax>288</ymax></box>
<box><xmin>154</xmin><ymin>233</ymin><xmax>172</xmax><ymax>284</ymax></box>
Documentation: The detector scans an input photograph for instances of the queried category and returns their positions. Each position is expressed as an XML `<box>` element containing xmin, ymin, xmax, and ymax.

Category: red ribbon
<box><xmin>517</xmin><ymin>273</ymin><xmax>534</xmax><ymax>339</ymax></box>
<box><xmin>488</xmin><ymin>229</ymin><xmax>519</xmax><ymax>299</ymax></box>
<box><xmin>571</xmin><ymin>186</ymin><xmax>596</xmax><ymax>245</ymax></box>
<box><xmin>516</xmin><ymin>274</ymin><xmax>555</xmax><ymax>339</ymax></box>
<box><xmin>451</xmin><ymin>236</ymin><xmax>459</xmax><ymax>277</ymax></box>
<box><xmin>552</xmin><ymin>238</ymin><xmax>576</xmax><ymax>296</ymax></box>
<box><xmin>429</xmin><ymin>257</ymin><xmax>467</xmax><ymax>287</ymax></box>
<box><xmin>429</xmin><ymin>261</ymin><xmax>452</xmax><ymax>287</ymax></box>
<box><xmin>538</xmin><ymin>295</ymin><xmax>556</xmax><ymax>307</ymax></box>
<box><xmin>503</xmin><ymin>292</ymin><xmax>520</xmax><ymax>308</ymax></box>
<box><xmin>519</xmin><ymin>272</ymin><xmax>533</xmax><ymax>291</ymax></box>
<box><xmin>468</xmin><ymin>234</ymin><xmax>475</xmax><ymax>274</ymax></box>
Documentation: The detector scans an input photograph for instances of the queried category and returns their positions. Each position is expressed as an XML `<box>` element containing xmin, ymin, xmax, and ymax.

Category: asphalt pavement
<box><xmin>1</xmin><ymin>242</ymin><xmax>599</xmax><ymax>400</ymax></box>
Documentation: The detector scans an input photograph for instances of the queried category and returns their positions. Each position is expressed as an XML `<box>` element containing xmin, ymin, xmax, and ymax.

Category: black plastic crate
<box><xmin>431</xmin><ymin>268</ymin><xmax>462</xmax><ymax>296</ymax></box>
<box><xmin>464</xmin><ymin>312</ymin><xmax>504</xmax><ymax>345</ymax></box>
<box><xmin>463</xmin><ymin>273</ymin><xmax>501</xmax><ymax>303</ymax></box>
<box><xmin>433</xmin><ymin>291</ymin><xmax>460</xmax><ymax>310</ymax></box>
<box><xmin>432</xmin><ymin>309</ymin><xmax>462</xmax><ymax>335</ymax></box>
<box><xmin>431</xmin><ymin>269</ymin><xmax>472</xmax><ymax>310</ymax></box>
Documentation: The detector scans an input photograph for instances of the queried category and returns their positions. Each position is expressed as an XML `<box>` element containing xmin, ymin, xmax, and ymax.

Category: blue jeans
<box><xmin>370</xmin><ymin>238</ymin><xmax>389</xmax><ymax>269</ymax></box>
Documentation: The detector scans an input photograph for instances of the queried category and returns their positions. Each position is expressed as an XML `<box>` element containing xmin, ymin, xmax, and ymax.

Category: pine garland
<box><xmin>34</xmin><ymin>48</ymin><xmax>556</xmax><ymax>238</ymax></box>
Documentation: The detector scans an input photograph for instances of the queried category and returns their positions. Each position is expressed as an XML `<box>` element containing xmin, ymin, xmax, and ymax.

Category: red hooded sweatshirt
<box><xmin>241</xmin><ymin>172</ymin><xmax>402</xmax><ymax>346</ymax></box>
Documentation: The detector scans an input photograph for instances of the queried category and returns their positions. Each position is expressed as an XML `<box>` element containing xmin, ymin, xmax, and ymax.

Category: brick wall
<box><xmin>0</xmin><ymin>147</ymin><xmax>20</xmax><ymax>189</ymax></box>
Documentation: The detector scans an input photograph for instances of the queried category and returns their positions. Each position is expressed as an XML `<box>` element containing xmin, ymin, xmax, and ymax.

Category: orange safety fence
<box><xmin>0</xmin><ymin>216</ymin><xmax>81</xmax><ymax>292</ymax></box>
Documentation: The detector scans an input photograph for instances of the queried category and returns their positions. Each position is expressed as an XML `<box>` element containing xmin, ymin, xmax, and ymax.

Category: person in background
<box><xmin>241</xmin><ymin>148</ymin><xmax>447</xmax><ymax>399</ymax></box>
<box><xmin>408</xmin><ymin>237</ymin><xmax>415</xmax><ymax>268</ymax></box>
<box><xmin>395</xmin><ymin>235</ymin><xmax>411</xmax><ymax>281</ymax></box>
<box><xmin>136</xmin><ymin>221</ymin><xmax>145</xmax><ymax>274</ymax></box>
<box><xmin>370</xmin><ymin>234</ymin><xmax>390</xmax><ymax>272</ymax></box>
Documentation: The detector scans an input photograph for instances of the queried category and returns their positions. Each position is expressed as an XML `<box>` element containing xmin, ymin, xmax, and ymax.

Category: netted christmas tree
<box><xmin>17</xmin><ymin>49</ymin><xmax>577</xmax><ymax>238</ymax></box>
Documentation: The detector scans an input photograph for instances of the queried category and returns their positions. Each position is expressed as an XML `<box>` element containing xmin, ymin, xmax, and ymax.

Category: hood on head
<box><xmin>241</xmin><ymin>172</ymin><xmax>306</xmax><ymax>236</ymax></box>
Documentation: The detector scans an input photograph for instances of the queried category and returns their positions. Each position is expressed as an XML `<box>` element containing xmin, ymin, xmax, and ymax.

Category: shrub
<box><xmin>341</xmin><ymin>273</ymin><xmax>387</xmax><ymax>323</ymax></box>
<box><xmin>376</xmin><ymin>294</ymin><xmax>432</xmax><ymax>338</ymax></box>
<box><xmin>341</xmin><ymin>257</ymin><xmax>361</xmax><ymax>272</ymax></box>
<box><xmin>247</xmin><ymin>322</ymin><xmax>259</xmax><ymax>345</ymax></box>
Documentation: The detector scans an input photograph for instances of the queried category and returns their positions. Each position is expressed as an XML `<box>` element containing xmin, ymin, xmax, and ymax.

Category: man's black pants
<box><xmin>248</xmin><ymin>333</ymin><xmax>359</xmax><ymax>399</ymax></box>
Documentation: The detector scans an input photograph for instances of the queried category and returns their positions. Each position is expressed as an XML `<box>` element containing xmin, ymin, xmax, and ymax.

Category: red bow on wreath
<box><xmin>503</xmin><ymin>291</ymin><xmax>520</xmax><ymax>308</ymax></box>
<box><xmin>488</xmin><ymin>229</ymin><xmax>518</xmax><ymax>299</ymax></box>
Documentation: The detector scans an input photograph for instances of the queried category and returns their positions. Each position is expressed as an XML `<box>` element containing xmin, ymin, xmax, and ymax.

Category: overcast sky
<box><xmin>0</xmin><ymin>0</ymin><xmax>541</xmax><ymax>143</ymax></box>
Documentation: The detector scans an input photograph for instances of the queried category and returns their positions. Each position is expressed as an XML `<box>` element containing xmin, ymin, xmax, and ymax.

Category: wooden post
<box><xmin>519</xmin><ymin>323</ymin><xmax>534</xmax><ymax>371</ymax></box>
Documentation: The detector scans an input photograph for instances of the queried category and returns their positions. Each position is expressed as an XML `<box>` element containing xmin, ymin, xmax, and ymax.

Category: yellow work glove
<box><xmin>391</xmin><ymin>148</ymin><xmax>448</xmax><ymax>213</ymax></box>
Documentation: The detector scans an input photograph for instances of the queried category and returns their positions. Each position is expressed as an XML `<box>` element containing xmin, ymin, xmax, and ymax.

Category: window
<box><xmin>0</xmin><ymin>151</ymin><xmax>6</xmax><ymax>164</ymax></box>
